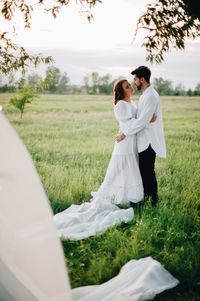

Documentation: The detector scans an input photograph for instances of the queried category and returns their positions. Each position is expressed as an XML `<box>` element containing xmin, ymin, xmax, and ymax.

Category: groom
<box><xmin>116</xmin><ymin>66</ymin><xmax>166</xmax><ymax>205</ymax></box>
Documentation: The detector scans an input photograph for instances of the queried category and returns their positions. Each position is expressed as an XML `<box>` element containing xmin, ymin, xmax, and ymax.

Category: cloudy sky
<box><xmin>10</xmin><ymin>0</ymin><xmax>200</xmax><ymax>89</ymax></box>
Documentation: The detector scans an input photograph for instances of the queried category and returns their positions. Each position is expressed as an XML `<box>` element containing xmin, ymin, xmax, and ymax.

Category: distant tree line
<box><xmin>0</xmin><ymin>66</ymin><xmax>200</xmax><ymax>96</ymax></box>
<box><xmin>153</xmin><ymin>77</ymin><xmax>200</xmax><ymax>96</ymax></box>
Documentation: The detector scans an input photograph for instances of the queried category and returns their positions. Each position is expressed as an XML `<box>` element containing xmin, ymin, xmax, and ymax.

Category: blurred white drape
<box><xmin>0</xmin><ymin>108</ymin><xmax>72</xmax><ymax>301</ymax></box>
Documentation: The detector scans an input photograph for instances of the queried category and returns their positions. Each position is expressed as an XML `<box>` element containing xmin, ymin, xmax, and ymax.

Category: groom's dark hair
<box><xmin>131</xmin><ymin>66</ymin><xmax>151</xmax><ymax>83</ymax></box>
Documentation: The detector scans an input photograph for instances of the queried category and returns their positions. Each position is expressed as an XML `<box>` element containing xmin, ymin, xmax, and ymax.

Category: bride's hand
<box><xmin>150</xmin><ymin>113</ymin><xmax>157</xmax><ymax>123</ymax></box>
<box><xmin>116</xmin><ymin>132</ymin><xmax>126</xmax><ymax>142</ymax></box>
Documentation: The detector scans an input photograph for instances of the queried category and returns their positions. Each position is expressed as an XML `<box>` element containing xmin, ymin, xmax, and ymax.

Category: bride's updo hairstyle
<box><xmin>113</xmin><ymin>79</ymin><xmax>127</xmax><ymax>105</ymax></box>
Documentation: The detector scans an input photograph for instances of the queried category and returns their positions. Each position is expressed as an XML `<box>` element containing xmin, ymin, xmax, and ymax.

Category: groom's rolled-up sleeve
<box><xmin>123</xmin><ymin>96</ymin><xmax>158</xmax><ymax>136</ymax></box>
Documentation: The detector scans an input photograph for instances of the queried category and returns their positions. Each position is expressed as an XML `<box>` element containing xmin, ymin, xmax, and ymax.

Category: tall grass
<box><xmin>1</xmin><ymin>94</ymin><xmax>200</xmax><ymax>300</ymax></box>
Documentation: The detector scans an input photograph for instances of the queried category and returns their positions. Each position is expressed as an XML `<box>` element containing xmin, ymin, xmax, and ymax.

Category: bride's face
<box><xmin>122</xmin><ymin>81</ymin><xmax>135</xmax><ymax>97</ymax></box>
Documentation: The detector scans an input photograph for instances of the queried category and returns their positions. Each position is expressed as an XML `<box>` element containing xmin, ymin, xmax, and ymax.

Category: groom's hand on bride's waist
<box><xmin>116</xmin><ymin>132</ymin><xmax>126</xmax><ymax>142</ymax></box>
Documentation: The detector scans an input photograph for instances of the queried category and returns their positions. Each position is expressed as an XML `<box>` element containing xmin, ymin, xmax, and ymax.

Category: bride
<box><xmin>54</xmin><ymin>79</ymin><xmax>156</xmax><ymax>240</ymax></box>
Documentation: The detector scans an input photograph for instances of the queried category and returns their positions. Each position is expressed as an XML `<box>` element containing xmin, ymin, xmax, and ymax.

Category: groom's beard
<box><xmin>136</xmin><ymin>81</ymin><xmax>142</xmax><ymax>91</ymax></box>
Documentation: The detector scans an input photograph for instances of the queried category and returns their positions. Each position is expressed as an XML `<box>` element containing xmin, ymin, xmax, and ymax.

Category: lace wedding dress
<box><xmin>54</xmin><ymin>100</ymin><xmax>144</xmax><ymax>240</ymax></box>
<box><xmin>0</xmin><ymin>106</ymin><xmax>179</xmax><ymax>301</ymax></box>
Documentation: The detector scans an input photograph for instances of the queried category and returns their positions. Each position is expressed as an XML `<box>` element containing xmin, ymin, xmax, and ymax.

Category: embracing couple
<box><xmin>114</xmin><ymin>65</ymin><xmax>166</xmax><ymax>207</ymax></box>
<box><xmin>54</xmin><ymin>65</ymin><xmax>166</xmax><ymax>240</ymax></box>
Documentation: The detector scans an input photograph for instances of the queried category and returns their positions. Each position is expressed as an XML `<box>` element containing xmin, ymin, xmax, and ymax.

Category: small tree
<box><xmin>9</xmin><ymin>85</ymin><xmax>38</xmax><ymax>119</ymax></box>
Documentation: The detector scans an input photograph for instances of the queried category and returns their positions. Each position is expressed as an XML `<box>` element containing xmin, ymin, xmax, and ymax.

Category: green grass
<box><xmin>1</xmin><ymin>94</ymin><xmax>200</xmax><ymax>300</ymax></box>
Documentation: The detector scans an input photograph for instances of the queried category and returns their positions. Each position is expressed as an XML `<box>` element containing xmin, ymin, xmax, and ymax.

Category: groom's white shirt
<box><xmin>123</xmin><ymin>86</ymin><xmax>166</xmax><ymax>158</ymax></box>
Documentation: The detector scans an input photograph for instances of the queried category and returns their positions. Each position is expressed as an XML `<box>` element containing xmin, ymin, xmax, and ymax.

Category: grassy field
<box><xmin>1</xmin><ymin>93</ymin><xmax>200</xmax><ymax>300</ymax></box>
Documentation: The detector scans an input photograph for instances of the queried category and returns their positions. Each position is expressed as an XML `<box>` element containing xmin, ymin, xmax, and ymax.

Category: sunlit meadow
<box><xmin>1</xmin><ymin>93</ymin><xmax>200</xmax><ymax>301</ymax></box>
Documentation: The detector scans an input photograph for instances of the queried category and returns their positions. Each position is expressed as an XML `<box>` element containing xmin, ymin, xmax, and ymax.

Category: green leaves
<box><xmin>0</xmin><ymin>36</ymin><xmax>53</xmax><ymax>74</ymax></box>
<box><xmin>135</xmin><ymin>0</ymin><xmax>200</xmax><ymax>63</ymax></box>
<box><xmin>9</xmin><ymin>84</ymin><xmax>38</xmax><ymax>119</ymax></box>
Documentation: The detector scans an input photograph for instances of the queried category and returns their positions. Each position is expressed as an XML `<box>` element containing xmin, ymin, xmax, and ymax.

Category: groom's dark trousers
<box><xmin>138</xmin><ymin>145</ymin><xmax>158</xmax><ymax>204</ymax></box>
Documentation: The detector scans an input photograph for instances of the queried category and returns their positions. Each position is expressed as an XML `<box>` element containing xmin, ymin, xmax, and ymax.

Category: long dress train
<box><xmin>54</xmin><ymin>100</ymin><xmax>144</xmax><ymax>240</ymax></box>
<box><xmin>72</xmin><ymin>257</ymin><xmax>179</xmax><ymax>301</ymax></box>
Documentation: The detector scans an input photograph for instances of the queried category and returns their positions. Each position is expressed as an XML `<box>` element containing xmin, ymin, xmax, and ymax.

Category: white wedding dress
<box><xmin>0</xmin><ymin>106</ymin><xmax>179</xmax><ymax>301</ymax></box>
<box><xmin>54</xmin><ymin>100</ymin><xmax>144</xmax><ymax>240</ymax></box>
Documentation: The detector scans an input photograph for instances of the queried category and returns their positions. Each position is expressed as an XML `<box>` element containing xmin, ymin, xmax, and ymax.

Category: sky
<box><xmin>8</xmin><ymin>0</ymin><xmax>200</xmax><ymax>89</ymax></box>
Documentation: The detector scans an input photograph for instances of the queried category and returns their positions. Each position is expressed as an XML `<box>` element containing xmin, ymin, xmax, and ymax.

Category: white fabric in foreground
<box><xmin>0</xmin><ymin>109</ymin><xmax>72</xmax><ymax>301</ymax></box>
<box><xmin>72</xmin><ymin>257</ymin><xmax>179</xmax><ymax>301</ymax></box>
